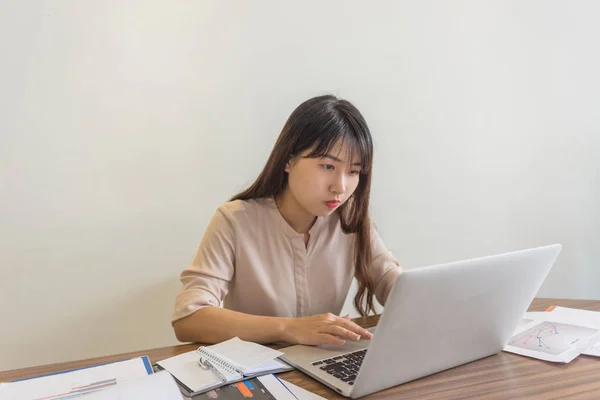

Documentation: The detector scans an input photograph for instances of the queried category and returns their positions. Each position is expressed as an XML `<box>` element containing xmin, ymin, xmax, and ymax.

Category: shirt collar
<box><xmin>265</xmin><ymin>197</ymin><xmax>323</xmax><ymax>239</ymax></box>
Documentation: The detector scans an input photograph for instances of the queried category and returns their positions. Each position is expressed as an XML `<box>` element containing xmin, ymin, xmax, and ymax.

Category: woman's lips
<box><xmin>325</xmin><ymin>200</ymin><xmax>340</xmax><ymax>209</ymax></box>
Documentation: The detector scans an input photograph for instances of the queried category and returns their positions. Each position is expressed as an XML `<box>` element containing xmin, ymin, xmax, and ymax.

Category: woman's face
<box><xmin>285</xmin><ymin>140</ymin><xmax>362</xmax><ymax>217</ymax></box>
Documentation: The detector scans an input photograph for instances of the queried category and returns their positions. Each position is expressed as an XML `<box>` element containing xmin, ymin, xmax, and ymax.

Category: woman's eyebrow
<box><xmin>323</xmin><ymin>154</ymin><xmax>362</xmax><ymax>166</ymax></box>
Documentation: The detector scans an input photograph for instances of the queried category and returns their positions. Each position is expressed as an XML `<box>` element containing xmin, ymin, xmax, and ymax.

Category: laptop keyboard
<box><xmin>311</xmin><ymin>349</ymin><xmax>367</xmax><ymax>386</ymax></box>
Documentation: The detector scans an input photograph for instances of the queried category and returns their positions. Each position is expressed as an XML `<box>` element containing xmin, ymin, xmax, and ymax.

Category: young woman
<box><xmin>172</xmin><ymin>95</ymin><xmax>401</xmax><ymax>346</ymax></box>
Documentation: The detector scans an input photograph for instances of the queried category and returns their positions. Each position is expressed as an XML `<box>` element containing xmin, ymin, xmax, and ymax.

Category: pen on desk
<box><xmin>198</xmin><ymin>357</ymin><xmax>228</xmax><ymax>383</ymax></box>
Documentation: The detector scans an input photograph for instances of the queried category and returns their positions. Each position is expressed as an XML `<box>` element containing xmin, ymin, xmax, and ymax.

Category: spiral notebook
<box><xmin>156</xmin><ymin>337</ymin><xmax>293</xmax><ymax>396</ymax></box>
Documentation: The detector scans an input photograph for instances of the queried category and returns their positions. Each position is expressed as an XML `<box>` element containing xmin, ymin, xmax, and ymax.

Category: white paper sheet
<box><xmin>280</xmin><ymin>379</ymin><xmax>326</xmax><ymax>400</ymax></box>
<box><xmin>84</xmin><ymin>371</ymin><xmax>182</xmax><ymax>400</ymax></box>
<box><xmin>0</xmin><ymin>357</ymin><xmax>150</xmax><ymax>400</ymax></box>
<box><xmin>547</xmin><ymin>306</ymin><xmax>600</xmax><ymax>329</ymax></box>
<box><xmin>547</xmin><ymin>306</ymin><xmax>600</xmax><ymax>358</ymax></box>
<box><xmin>243</xmin><ymin>359</ymin><xmax>293</xmax><ymax>375</ymax></box>
<box><xmin>504</xmin><ymin>311</ymin><xmax>600</xmax><ymax>363</ymax></box>
<box><xmin>256</xmin><ymin>375</ymin><xmax>298</xmax><ymax>400</ymax></box>
<box><xmin>207</xmin><ymin>337</ymin><xmax>284</xmax><ymax>370</ymax></box>
<box><xmin>583</xmin><ymin>340</ymin><xmax>600</xmax><ymax>357</ymax></box>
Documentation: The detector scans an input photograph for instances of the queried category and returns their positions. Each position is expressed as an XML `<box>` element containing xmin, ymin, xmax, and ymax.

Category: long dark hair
<box><xmin>231</xmin><ymin>95</ymin><xmax>376</xmax><ymax>316</ymax></box>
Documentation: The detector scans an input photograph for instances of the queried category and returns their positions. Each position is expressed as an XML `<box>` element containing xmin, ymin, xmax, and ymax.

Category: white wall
<box><xmin>1</xmin><ymin>0</ymin><xmax>599</xmax><ymax>371</ymax></box>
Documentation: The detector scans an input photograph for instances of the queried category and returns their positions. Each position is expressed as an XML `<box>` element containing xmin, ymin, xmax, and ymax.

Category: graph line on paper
<box><xmin>33</xmin><ymin>378</ymin><xmax>117</xmax><ymax>400</ymax></box>
<box><xmin>523</xmin><ymin>324</ymin><xmax>558</xmax><ymax>349</ymax></box>
<box><xmin>508</xmin><ymin>322</ymin><xmax>598</xmax><ymax>355</ymax></box>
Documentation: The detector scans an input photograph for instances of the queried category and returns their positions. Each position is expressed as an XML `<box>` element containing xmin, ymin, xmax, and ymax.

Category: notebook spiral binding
<box><xmin>196</xmin><ymin>347</ymin><xmax>241</xmax><ymax>375</ymax></box>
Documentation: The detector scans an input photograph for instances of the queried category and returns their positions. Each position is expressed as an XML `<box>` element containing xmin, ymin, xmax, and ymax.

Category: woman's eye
<box><xmin>349</xmin><ymin>170</ymin><xmax>360</xmax><ymax>176</ymax></box>
<box><xmin>322</xmin><ymin>164</ymin><xmax>335</xmax><ymax>171</ymax></box>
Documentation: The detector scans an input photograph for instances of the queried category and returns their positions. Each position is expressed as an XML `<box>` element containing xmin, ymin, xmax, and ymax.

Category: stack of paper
<box><xmin>504</xmin><ymin>306</ymin><xmax>600</xmax><ymax>363</ymax></box>
<box><xmin>546</xmin><ymin>306</ymin><xmax>600</xmax><ymax>356</ymax></box>
<box><xmin>156</xmin><ymin>337</ymin><xmax>294</xmax><ymax>396</ymax></box>
<box><xmin>182</xmin><ymin>374</ymin><xmax>325</xmax><ymax>400</ymax></box>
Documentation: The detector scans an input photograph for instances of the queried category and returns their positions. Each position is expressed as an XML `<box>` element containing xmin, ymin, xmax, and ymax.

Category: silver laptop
<box><xmin>280</xmin><ymin>244</ymin><xmax>562</xmax><ymax>398</ymax></box>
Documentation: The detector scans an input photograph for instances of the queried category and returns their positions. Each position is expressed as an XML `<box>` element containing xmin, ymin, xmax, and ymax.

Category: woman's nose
<box><xmin>330</xmin><ymin>173</ymin><xmax>346</xmax><ymax>194</ymax></box>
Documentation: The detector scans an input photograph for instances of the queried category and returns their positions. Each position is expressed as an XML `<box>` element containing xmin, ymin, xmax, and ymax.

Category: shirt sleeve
<box><xmin>370</xmin><ymin>220</ymin><xmax>402</xmax><ymax>306</ymax></box>
<box><xmin>171</xmin><ymin>206</ymin><xmax>235</xmax><ymax>324</ymax></box>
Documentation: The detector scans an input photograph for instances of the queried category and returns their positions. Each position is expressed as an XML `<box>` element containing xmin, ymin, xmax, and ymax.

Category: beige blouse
<box><xmin>172</xmin><ymin>197</ymin><xmax>401</xmax><ymax>324</ymax></box>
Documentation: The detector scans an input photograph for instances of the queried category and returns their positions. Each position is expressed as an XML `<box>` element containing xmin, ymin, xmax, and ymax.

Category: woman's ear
<box><xmin>284</xmin><ymin>156</ymin><xmax>296</xmax><ymax>173</ymax></box>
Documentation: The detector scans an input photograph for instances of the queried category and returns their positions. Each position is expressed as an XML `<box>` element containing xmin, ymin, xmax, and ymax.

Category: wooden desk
<box><xmin>2</xmin><ymin>299</ymin><xmax>599</xmax><ymax>399</ymax></box>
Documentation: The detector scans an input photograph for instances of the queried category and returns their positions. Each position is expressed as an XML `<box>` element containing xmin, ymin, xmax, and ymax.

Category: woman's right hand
<box><xmin>281</xmin><ymin>313</ymin><xmax>373</xmax><ymax>345</ymax></box>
